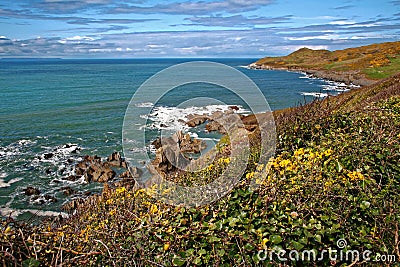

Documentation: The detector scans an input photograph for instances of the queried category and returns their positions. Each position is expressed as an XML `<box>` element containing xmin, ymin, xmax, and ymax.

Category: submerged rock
<box><xmin>24</xmin><ymin>187</ymin><xmax>41</xmax><ymax>196</ymax></box>
<box><xmin>61</xmin><ymin>186</ymin><xmax>75</xmax><ymax>196</ymax></box>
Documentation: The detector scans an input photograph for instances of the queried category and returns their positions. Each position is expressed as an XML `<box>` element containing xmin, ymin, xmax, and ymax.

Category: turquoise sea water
<box><xmin>0</xmin><ymin>58</ymin><xmax>347</xmax><ymax>218</ymax></box>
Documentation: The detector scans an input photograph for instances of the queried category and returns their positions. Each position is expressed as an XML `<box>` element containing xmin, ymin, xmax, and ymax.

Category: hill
<box><xmin>250</xmin><ymin>41</ymin><xmax>400</xmax><ymax>86</ymax></box>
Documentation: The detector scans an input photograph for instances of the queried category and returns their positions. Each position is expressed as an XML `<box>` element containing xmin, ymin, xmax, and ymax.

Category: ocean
<box><xmin>0</xmin><ymin>58</ymin><xmax>351</xmax><ymax>218</ymax></box>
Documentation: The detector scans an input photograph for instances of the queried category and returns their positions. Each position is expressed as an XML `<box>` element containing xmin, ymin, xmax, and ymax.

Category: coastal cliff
<box><xmin>249</xmin><ymin>41</ymin><xmax>400</xmax><ymax>86</ymax></box>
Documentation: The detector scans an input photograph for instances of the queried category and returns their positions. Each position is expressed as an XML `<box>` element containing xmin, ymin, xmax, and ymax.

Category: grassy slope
<box><xmin>254</xmin><ymin>41</ymin><xmax>400</xmax><ymax>80</ymax></box>
<box><xmin>1</xmin><ymin>55</ymin><xmax>400</xmax><ymax>266</ymax></box>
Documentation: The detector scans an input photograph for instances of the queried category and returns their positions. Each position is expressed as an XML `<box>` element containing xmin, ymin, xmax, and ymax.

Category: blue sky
<box><xmin>0</xmin><ymin>0</ymin><xmax>399</xmax><ymax>58</ymax></box>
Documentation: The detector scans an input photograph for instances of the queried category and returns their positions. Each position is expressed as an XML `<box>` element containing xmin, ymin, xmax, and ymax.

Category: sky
<box><xmin>0</xmin><ymin>0</ymin><xmax>399</xmax><ymax>58</ymax></box>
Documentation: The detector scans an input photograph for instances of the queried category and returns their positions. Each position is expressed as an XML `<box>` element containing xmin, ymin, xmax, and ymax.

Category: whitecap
<box><xmin>144</xmin><ymin>104</ymin><xmax>248</xmax><ymax>132</ymax></box>
<box><xmin>136</xmin><ymin>102</ymin><xmax>154</xmax><ymax>108</ymax></box>
<box><xmin>0</xmin><ymin>177</ymin><xmax>23</xmax><ymax>188</ymax></box>
<box><xmin>0</xmin><ymin>207</ymin><xmax>68</xmax><ymax>218</ymax></box>
<box><xmin>300</xmin><ymin>92</ymin><xmax>329</xmax><ymax>98</ymax></box>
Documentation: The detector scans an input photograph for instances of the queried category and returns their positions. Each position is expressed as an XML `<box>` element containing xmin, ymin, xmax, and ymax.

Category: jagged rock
<box><xmin>107</xmin><ymin>152</ymin><xmax>123</xmax><ymax>167</ymax></box>
<box><xmin>43</xmin><ymin>153</ymin><xmax>54</xmax><ymax>159</ymax></box>
<box><xmin>112</xmin><ymin>178</ymin><xmax>136</xmax><ymax>189</ymax></box>
<box><xmin>24</xmin><ymin>187</ymin><xmax>41</xmax><ymax>196</ymax></box>
<box><xmin>61</xmin><ymin>186</ymin><xmax>75</xmax><ymax>196</ymax></box>
<box><xmin>229</xmin><ymin>105</ymin><xmax>239</xmax><ymax>111</ymax></box>
<box><xmin>119</xmin><ymin>170</ymin><xmax>131</xmax><ymax>178</ymax></box>
<box><xmin>205</xmin><ymin>121</ymin><xmax>226</xmax><ymax>134</ymax></box>
<box><xmin>85</xmin><ymin>163</ymin><xmax>115</xmax><ymax>183</ymax></box>
<box><xmin>130</xmin><ymin>167</ymin><xmax>142</xmax><ymax>178</ymax></box>
<box><xmin>44</xmin><ymin>194</ymin><xmax>57</xmax><ymax>203</ymax></box>
<box><xmin>61</xmin><ymin>198</ymin><xmax>85</xmax><ymax>212</ymax></box>
<box><xmin>75</xmin><ymin>155</ymin><xmax>101</xmax><ymax>176</ymax></box>
<box><xmin>150</xmin><ymin>131</ymin><xmax>208</xmax><ymax>177</ymax></box>
<box><xmin>186</xmin><ymin>115</ymin><xmax>207</xmax><ymax>127</ymax></box>
<box><xmin>63</xmin><ymin>175</ymin><xmax>79</xmax><ymax>181</ymax></box>
<box><xmin>152</xmin><ymin>137</ymin><xmax>162</xmax><ymax>149</ymax></box>
<box><xmin>118</xmin><ymin>166</ymin><xmax>142</xmax><ymax>179</ymax></box>
<box><xmin>121</xmin><ymin>161</ymin><xmax>128</xmax><ymax>169</ymax></box>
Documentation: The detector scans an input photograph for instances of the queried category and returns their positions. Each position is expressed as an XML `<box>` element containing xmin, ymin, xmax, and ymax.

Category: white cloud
<box><xmin>328</xmin><ymin>20</ymin><xmax>355</xmax><ymax>25</ymax></box>
<box><xmin>285</xmin><ymin>34</ymin><xmax>340</xmax><ymax>41</ymax></box>
<box><xmin>66</xmin><ymin>35</ymin><xmax>95</xmax><ymax>41</ymax></box>
<box><xmin>58</xmin><ymin>35</ymin><xmax>95</xmax><ymax>44</ymax></box>
<box><xmin>288</xmin><ymin>45</ymin><xmax>329</xmax><ymax>51</ymax></box>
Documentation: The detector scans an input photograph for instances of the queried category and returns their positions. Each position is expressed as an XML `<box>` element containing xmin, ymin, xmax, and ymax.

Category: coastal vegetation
<box><xmin>253</xmin><ymin>41</ymin><xmax>400</xmax><ymax>83</ymax></box>
<box><xmin>1</xmin><ymin>44</ymin><xmax>400</xmax><ymax>266</ymax></box>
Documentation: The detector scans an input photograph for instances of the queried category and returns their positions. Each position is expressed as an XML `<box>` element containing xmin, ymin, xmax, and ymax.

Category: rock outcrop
<box><xmin>150</xmin><ymin>131</ymin><xmax>207</xmax><ymax>177</ymax></box>
<box><xmin>24</xmin><ymin>187</ymin><xmax>41</xmax><ymax>196</ymax></box>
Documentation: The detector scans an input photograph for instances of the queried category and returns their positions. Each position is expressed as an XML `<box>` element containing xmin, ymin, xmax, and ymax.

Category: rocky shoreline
<box><xmin>248</xmin><ymin>63</ymin><xmax>375</xmax><ymax>87</ymax></box>
<box><xmin>78</xmin><ymin>106</ymin><xmax>265</xmax><ymax>211</ymax></box>
<box><xmin>21</xmin><ymin>106</ymin><xmax>253</xmax><ymax>215</ymax></box>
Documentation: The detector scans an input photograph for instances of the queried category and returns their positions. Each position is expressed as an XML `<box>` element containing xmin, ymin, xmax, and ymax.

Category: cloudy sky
<box><xmin>1</xmin><ymin>0</ymin><xmax>399</xmax><ymax>58</ymax></box>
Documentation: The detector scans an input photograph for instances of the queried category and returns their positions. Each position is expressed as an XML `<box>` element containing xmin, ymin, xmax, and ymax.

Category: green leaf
<box><xmin>360</xmin><ymin>201</ymin><xmax>371</xmax><ymax>210</ymax></box>
<box><xmin>198</xmin><ymin>249</ymin><xmax>207</xmax><ymax>255</ymax></box>
<box><xmin>172</xmin><ymin>257</ymin><xmax>186</xmax><ymax>266</ymax></box>
<box><xmin>22</xmin><ymin>259</ymin><xmax>40</xmax><ymax>267</ymax></box>
<box><xmin>270</xmin><ymin>235</ymin><xmax>282</xmax><ymax>244</ymax></box>
<box><xmin>336</xmin><ymin>160</ymin><xmax>343</xmax><ymax>172</ymax></box>
<box><xmin>217</xmin><ymin>249</ymin><xmax>225</xmax><ymax>257</ymax></box>
<box><xmin>193</xmin><ymin>257</ymin><xmax>202</xmax><ymax>265</ymax></box>
<box><xmin>208</xmin><ymin>236</ymin><xmax>221</xmax><ymax>243</ymax></box>
<box><xmin>291</xmin><ymin>241</ymin><xmax>304</xmax><ymax>250</ymax></box>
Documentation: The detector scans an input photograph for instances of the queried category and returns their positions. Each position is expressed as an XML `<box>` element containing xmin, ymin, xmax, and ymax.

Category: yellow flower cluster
<box><xmin>218</xmin><ymin>157</ymin><xmax>231</xmax><ymax>164</ymax></box>
<box><xmin>109</xmin><ymin>209</ymin><xmax>117</xmax><ymax>216</ymax></box>
<box><xmin>347</xmin><ymin>171</ymin><xmax>365</xmax><ymax>181</ymax></box>
<box><xmin>207</xmin><ymin>164</ymin><xmax>214</xmax><ymax>171</ymax></box>
<box><xmin>149</xmin><ymin>204</ymin><xmax>159</xmax><ymax>214</ymax></box>
<box><xmin>115</xmin><ymin>187</ymin><xmax>127</xmax><ymax>195</ymax></box>
<box><xmin>246</xmin><ymin>172</ymin><xmax>255</xmax><ymax>179</ymax></box>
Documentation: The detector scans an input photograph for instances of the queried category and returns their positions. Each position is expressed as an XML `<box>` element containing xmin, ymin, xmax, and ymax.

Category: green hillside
<box><xmin>253</xmin><ymin>41</ymin><xmax>400</xmax><ymax>81</ymax></box>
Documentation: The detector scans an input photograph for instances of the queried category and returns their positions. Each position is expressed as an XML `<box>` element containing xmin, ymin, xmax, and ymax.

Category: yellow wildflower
<box><xmin>294</xmin><ymin>148</ymin><xmax>305</xmax><ymax>157</ymax></box>
<box><xmin>279</xmin><ymin>159</ymin><xmax>291</xmax><ymax>168</ymax></box>
<box><xmin>261</xmin><ymin>238</ymin><xmax>268</xmax><ymax>248</ymax></box>
<box><xmin>207</xmin><ymin>164</ymin><xmax>214</xmax><ymax>171</ymax></box>
<box><xmin>109</xmin><ymin>209</ymin><xmax>117</xmax><ymax>216</ymax></box>
<box><xmin>164</xmin><ymin>243</ymin><xmax>170</xmax><ymax>251</ymax></box>
<box><xmin>134</xmin><ymin>188</ymin><xmax>145</xmax><ymax>197</ymax></box>
<box><xmin>256</xmin><ymin>163</ymin><xmax>265</xmax><ymax>171</ymax></box>
<box><xmin>218</xmin><ymin>157</ymin><xmax>231</xmax><ymax>164</ymax></box>
<box><xmin>116</xmin><ymin>187</ymin><xmax>127</xmax><ymax>195</ymax></box>
<box><xmin>286</xmin><ymin>163</ymin><xmax>297</xmax><ymax>172</ymax></box>
<box><xmin>324</xmin><ymin>180</ymin><xmax>333</xmax><ymax>188</ymax></box>
<box><xmin>347</xmin><ymin>171</ymin><xmax>365</xmax><ymax>181</ymax></box>
<box><xmin>324</xmin><ymin>149</ymin><xmax>333</xmax><ymax>157</ymax></box>
<box><xmin>272</xmin><ymin>160</ymin><xmax>280</xmax><ymax>169</ymax></box>
<box><xmin>246</xmin><ymin>172</ymin><xmax>255</xmax><ymax>179</ymax></box>
<box><xmin>150</xmin><ymin>204</ymin><xmax>159</xmax><ymax>214</ymax></box>
<box><xmin>315</xmin><ymin>124</ymin><xmax>321</xmax><ymax>130</ymax></box>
